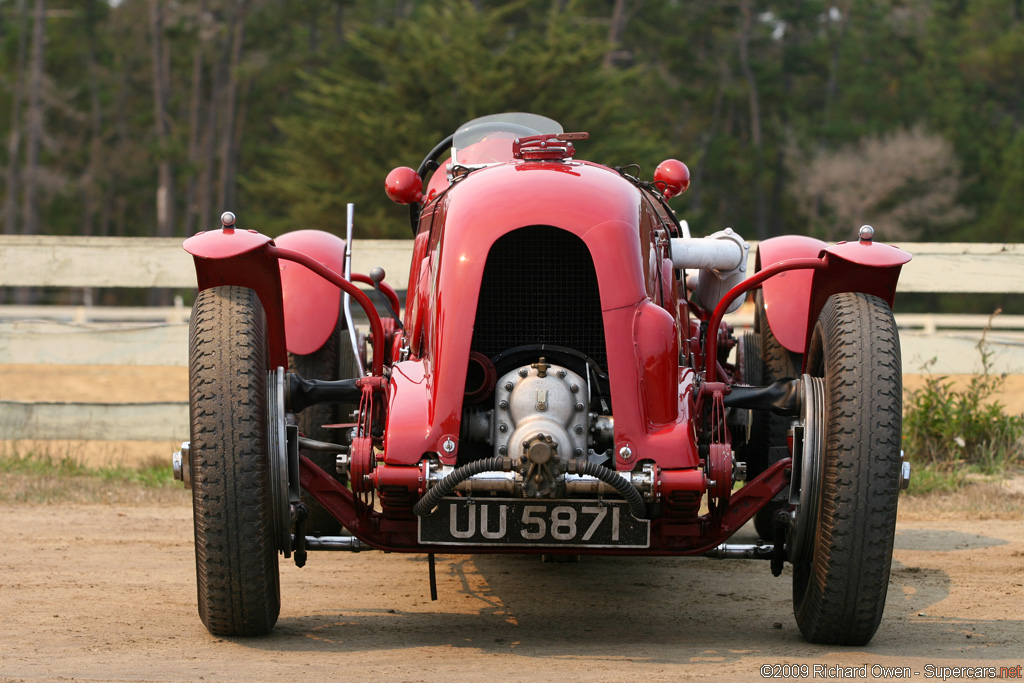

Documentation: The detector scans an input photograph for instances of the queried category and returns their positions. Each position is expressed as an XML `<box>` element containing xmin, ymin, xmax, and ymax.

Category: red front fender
<box><xmin>756</xmin><ymin>236</ymin><xmax>827</xmax><ymax>354</ymax></box>
<box><xmin>275</xmin><ymin>230</ymin><xmax>346</xmax><ymax>356</ymax></box>
<box><xmin>184</xmin><ymin>228</ymin><xmax>288</xmax><ymax>369</ymax></box>
<box><xmin>756</xmin><ymin>235</ymin><xmax>911</xmax><ymax>357</ymax></box>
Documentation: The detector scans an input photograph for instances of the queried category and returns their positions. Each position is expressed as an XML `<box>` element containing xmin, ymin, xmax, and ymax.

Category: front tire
<box><xmin>189</xmin><ymin>286</ymin><xmax>280</xmax><ymax>636</ymax></box>
<box><xmin>792</xmin><ymin>292</ymin><xmax>902</xmax><ymax>645</ymax></box>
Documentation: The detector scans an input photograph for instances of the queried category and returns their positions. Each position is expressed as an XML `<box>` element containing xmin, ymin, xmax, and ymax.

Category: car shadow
<box><xmin>233</xmin><ymin>523</ymin><xmax>1023</xmax><ymax>663</ymax></box>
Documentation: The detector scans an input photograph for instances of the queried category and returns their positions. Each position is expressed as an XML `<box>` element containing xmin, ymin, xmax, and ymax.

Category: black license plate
<box><xmin>418</xmin><ymin>498</ymin><xmax>650</xmax><ymax>548</ymax></box>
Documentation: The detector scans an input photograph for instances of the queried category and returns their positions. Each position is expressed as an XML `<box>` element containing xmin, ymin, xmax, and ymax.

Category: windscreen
<box><xmin>452</xmin><ymin>113</ymin><xmax>563</xmax><ymax>168</ymax></box>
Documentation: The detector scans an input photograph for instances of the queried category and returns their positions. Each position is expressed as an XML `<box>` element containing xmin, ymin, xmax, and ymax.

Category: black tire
<box><xmin>792</xmin><ymin>292</ymin><xmax>902</xmax><ymax>645</ymax></box>
<box><xmin>732</xmin><ymin>331</ymin><xmax>762</xmax><ymax>450</ymax></box>
<box><xmin>754</xmin><ymin>290</ymin><xmax>802</xmax><ymax>468</ymax></box>
<box><xmin>288</xmin><ymin>313</ymin><xmax>360</xmax><ymax>536</ymax></box>
<box><xmin>189</xmin><ymin>286</ymin><xmax>280</xmax><ymax>637</ymax></box>
<box><xmin>749</xmin><ymin>291</ymin><xmax>800</xmax><ymax>538</ymax></box>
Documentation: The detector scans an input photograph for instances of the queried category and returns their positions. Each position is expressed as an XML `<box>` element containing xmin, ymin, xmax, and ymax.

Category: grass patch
<box><xmin>903</xmin><ymin>311</ymin><xmax>1024</xmax><ymax>494</ymax></box>
<box><xmin>0</xmin><ymin>445</ymin><xmax>184</xmax><ymax>504</ymax></box>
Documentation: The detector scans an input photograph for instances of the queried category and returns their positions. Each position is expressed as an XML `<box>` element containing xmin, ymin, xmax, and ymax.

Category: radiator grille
<box><xmin>471</xmin><ymin>226</ymin><xmax>606</xmax><ymax>368</ymax></box>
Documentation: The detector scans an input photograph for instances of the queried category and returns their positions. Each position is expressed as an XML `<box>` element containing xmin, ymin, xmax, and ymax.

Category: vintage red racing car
<box><xmin>174</xmin><ymin>112</ymin><xmax>912</xmax><ymax>645</ymax></box>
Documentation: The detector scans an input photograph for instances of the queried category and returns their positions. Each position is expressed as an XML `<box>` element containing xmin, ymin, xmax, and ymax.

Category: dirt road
<box><xmin>1</xmin><ymin>500</ymin><xmax>1021</xmax><ymax>682</ymax></box>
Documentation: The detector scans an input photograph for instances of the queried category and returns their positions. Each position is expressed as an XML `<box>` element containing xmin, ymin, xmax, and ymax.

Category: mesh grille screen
<box><xmin>471</xmin><ymin>226</ymin><xmax>606</xmax><ymax>368</ymax></box>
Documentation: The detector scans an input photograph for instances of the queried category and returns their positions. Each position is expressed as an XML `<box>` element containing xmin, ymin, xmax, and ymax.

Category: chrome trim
<box><xmin>342</xmin><ymin>202</ymin><xmax>364</xmax><ymax>377</ymax></box>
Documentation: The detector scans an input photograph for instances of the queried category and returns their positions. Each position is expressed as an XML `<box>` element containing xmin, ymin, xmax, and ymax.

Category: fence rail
<box><xmin>2</xmin><ymin>236</ymin><xmax>1021</xmax><ymax>442</ymax></box>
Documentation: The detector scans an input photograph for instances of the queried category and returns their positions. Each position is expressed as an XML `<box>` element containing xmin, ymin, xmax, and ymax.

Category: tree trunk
<box><xmin>82</xmin><ymin>0</ymin><xmax>103</xmax><ymax>238</ymax></box>
<box><xmin>602</xmin><ymin>0</ymin><xmax>629</xmax><ymax>68</ymax></box>
<box><xmin>823</xmin><ymin>1</ymin><xmax>851</xmax><ymax>128</ymax></box>
<box><xmin>3</xmin><ymin>0</ymin><xmax>28</xmax><ymax>236</ymax></box>
<box><xmin>21</xmin><ymin>0</ymin><xmax>45</xmax><ymax>238</ymax></box>
<box><xmin>183</xmin><ymin>0</ymin><xmax>209</xmax><ymax>236</ymax></box>
<box><xmin>739</xmin><ymin>0</ymin><xmax>767</xmax><ymax>240</ymax></box>
<box><xmin>689</xmin><ymin>61</ymin><xmax>727</xmax><ymax>216</ymax></box>
<box><xmin>216</xmin><ymin>0</ymin><xmax>249</xmax><ymax>217</ymax></box>
<box><xmin>150</xmin><ymin>0</ymin><xmax>175</xmax><ymax>240</ymax></box>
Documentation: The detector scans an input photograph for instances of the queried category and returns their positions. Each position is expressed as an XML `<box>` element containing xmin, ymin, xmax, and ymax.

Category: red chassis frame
<box><xmin>185</xmin><ymin>164</ymin><xmax>910</xmax><ymax>557</ymax></box>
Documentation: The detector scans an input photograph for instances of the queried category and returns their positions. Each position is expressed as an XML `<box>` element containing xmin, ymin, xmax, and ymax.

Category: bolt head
<box><xmin>220</xmin><ymin>211</ymin><xmax>236</xmax><ymax>227</ymax></box>
<box><xmin>574</xmin><ymin>402</ymin><xmax>584</xmax><ymax>412</ymax></box>
<box><xmin>498</xmin><ymin>423</ymin><xmax>508</xmax><ymax>433</ymax></box>
<box><xmin>504</xmin><ymin>381</ymin><xmax>514</xmax><ymax>391</ymax></box>
<box><xmin>619</xmin><ymin>445</ymin><xmax>633</xmax><ymax>460</ymax></box>
<box><xmin>499</xmin><ymin>400</ymin><xmax>509</xmax><ymax>410</ymax></box>
<box><xmin>518</xmin><ymin>368</ymin><xmax>529</xmax><ymax>378</ymax></box>
<box><xmin>498</xmin><ymin>445</ymin><xmax>508</xmax><ymax>455</ymax></box>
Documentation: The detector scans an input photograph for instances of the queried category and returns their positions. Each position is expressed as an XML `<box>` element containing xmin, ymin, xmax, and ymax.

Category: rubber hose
<box><xmin>569</xmin><ymin>460</ymin><xmax>648</xmax><ymax>520</ymax></box>
<box><xmin>413</xmin><ymin>456</ymin><xmax>649</xmax><ymax>520</ymax></box>
<box><xmin>412</xmin><ymin>456</ymin><xmax>512</xmax><ymax>516</ymax></box>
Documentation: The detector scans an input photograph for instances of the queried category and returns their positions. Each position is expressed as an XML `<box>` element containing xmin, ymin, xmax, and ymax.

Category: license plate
<box><xmin>418</xmin><ymin>498</ymin><xmax>650</xmax><ymax>548</ymax></box>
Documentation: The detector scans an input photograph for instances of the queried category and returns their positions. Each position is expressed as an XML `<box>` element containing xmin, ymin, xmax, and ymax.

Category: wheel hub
<box><xmin>787</xmin><ymin>374</ymin><xmax>824</xmax><ymax>563</ymax></box>
<box><xmin>267</xmin><ymin>366</ymin><xmax>291</xmax><ymax>554</ymax></box>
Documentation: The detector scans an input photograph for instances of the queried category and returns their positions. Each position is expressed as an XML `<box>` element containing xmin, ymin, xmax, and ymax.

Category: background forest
<box><xmin>1</xmin><ymin>0</ymin><xmax>1022</xmax><ymax>251</ymax></box>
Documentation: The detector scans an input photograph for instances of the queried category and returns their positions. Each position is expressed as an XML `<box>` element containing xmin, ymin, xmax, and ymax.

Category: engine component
<box><xmin>494</xmin><ymin>358</ymin><xmax>588</xmax><ymax>464</ymax></box>
<box><xmin>670</xmin><ymin>228</ymin><xmax>750</xmax><ymax>314</ymax></box>
<box><xmin>465</xmin><ymin>351</ymin><xmax>497</xmax><ymax>403</ymax></box>
<box><xmin>412</xmin><ymin>455</ymin><xmax>648</xmax><ymax>519</ymax></box>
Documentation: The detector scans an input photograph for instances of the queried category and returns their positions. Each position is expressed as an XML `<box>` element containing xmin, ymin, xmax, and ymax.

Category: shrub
<box><xmin>903</xmin><ymin>311</ymin><xmax>1024</xmax><ymax>482</ymax></box>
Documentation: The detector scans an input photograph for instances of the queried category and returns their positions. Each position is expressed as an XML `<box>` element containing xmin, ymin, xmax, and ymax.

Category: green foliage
<box><xmin>0</xmin><ymin>448</ymin><xmax>175</xmax><ymax>488</ymax></box>
<box><xmin>248</xmin><ymin>0</ymin><xmax>653</xmax><ymax>237</ymax></box>
<box><xmin>1</xmin><ymin>0</ymin><xmax>1024</xmax><ymax>248</ymax></box>
<box><xmin>903</xmin><ymin>313</ymin><xmax>1024</xmax><ymax>490</ymax></box>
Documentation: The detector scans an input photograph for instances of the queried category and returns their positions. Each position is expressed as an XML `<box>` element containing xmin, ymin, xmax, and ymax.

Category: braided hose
<box><xmin>567</xmin><ymin>459</ymin><xmax>648</xmax><ymax>520</ymax></box>
<box><xmin>413</xmin><ymin>457</ymin><xmax>513</xmax><ymax>516</ymax></box>
<box><xmin>412</xmin><ymin>456</ymin><xmax>648</xmax><ymax>520</ymax></box>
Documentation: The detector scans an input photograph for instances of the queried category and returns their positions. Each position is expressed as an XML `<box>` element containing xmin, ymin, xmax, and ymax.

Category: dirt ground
<box><xmin>1</xmin><ymin>499</ymin><xmax>1022</xmax><ymax>683</ymax></box>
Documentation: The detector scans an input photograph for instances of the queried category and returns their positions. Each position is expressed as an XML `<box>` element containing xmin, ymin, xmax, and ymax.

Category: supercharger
<box><xmin>493</xmin><ymin>359</ymin><xmax>589</xmax><ymax>495</ymax></box>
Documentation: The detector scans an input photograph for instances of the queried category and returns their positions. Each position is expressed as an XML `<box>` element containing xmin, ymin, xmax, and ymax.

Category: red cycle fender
<box><xmin>275</xmin><ymin>230</ymin><xmax>346</xmax><ymax>356</ymax></box>
<box><xmin>756</xmin><ymin>235</ymin><xmax>911</xmax><ymax>356</ymax></box>
<box><xmin>756</xmin><ymin>236</ymin><xmax>828</xmax><ymax>354</ymax></box>
<box><xmin>184</xmin><ymin>228</ymin><xmax>288</xmax><ymax>369</ymax></box>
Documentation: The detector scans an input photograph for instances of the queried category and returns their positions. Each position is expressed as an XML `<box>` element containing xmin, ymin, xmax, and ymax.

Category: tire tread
<box><xmin>189</xmin><ymin>286</ymin><xmax>280</xmax><ymax>637</ymax></box>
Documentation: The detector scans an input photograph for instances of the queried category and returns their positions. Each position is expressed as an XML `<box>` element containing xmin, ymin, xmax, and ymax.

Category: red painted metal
<box><xmin>184</xmin><ymin>229</ymin><xmax>288</xmax><ymax>369</ymax></box>
<box><xmin>703</xmin><ymin>257</ymin><xmax>827</xmax><ymax>380</ymax></box>
<box><xmin>183</xmin><ymin>228</ymin><xmax>391</xmax><ymax>373</ymax></box>
<box><xmin>384</xmin><ymin>166</ymin><xmax>424</xmax><ymax>205</ymax></box>
<box><xmin>653</xmin><ymin>159</ymin><xmax>691</xmax><ymax>199</ymax></box>
<box><xmin>274</xmin><ymin>230</ymin><xmax>345</xmax><ymax>356</ymax></box>
<box><xmin>380</xmin><ymin>159</ymin><xmax>699</xmax><ymax>470</ymax></box>
<box><xmin>184</xmin><ymin>227</ymin><xmax>271</xmax><ymax>259</ymax></box>
<box><xmin>268</xmin><ymin>245</ymin><xmax>386</xmax><ymax>377</ymax></box>
<box><xmin>298</xmin><ymin>454</ymin><xmax>792</xmax><ymax>555</ymax></box>
<box><xmin>755</xmin><ymin>235</ymin><xmax>827</xmax><ymax>353</ymax></box>
<box><xmin>755</xmin><ymin>235</ymin><xmax>912</xmax><ymax>355</ymax></box>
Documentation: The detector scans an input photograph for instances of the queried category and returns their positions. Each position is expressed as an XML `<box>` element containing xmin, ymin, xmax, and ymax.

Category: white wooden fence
<box><xmin>2</xmin><ymin>236</ymin><xmax>1022</xmax><ymax>442</ymax></box>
